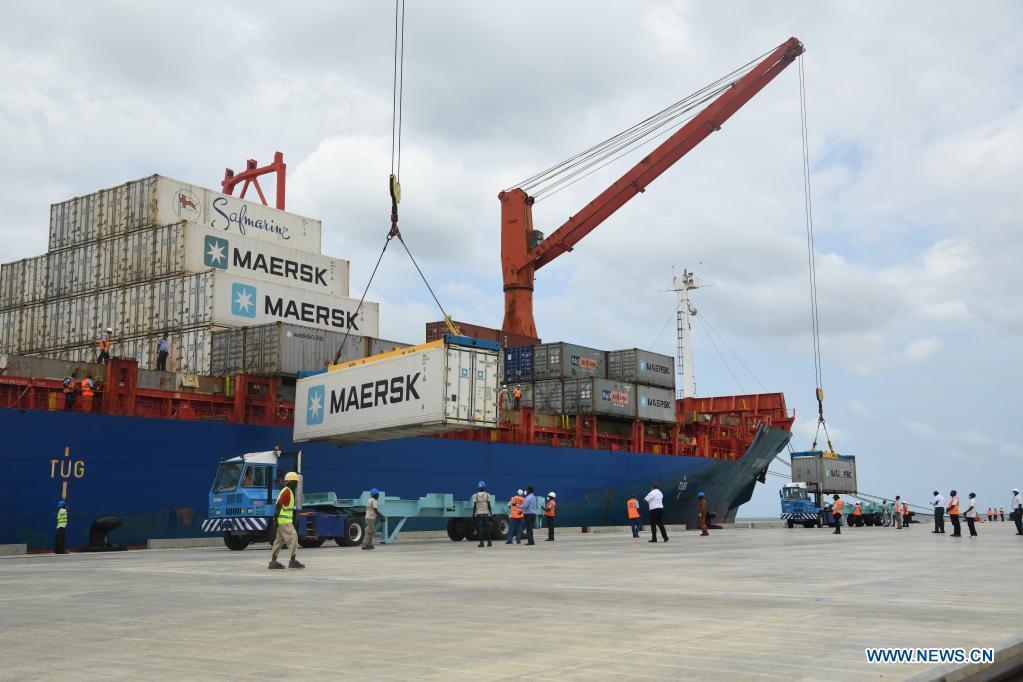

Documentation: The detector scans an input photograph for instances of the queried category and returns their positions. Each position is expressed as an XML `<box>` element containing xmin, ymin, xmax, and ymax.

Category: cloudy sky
<box><xmin>3</xmin><ymin>2</ymin><xmax>1020</xmax><ymax>515</ymax></box>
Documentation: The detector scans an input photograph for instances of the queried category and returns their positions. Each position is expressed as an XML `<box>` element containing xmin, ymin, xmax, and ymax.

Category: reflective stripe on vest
<box><xmin>510</xmin><ymin>496</ymin><xmax>524</xmax><ymax>519</ymax></box>
<box><xmin>277</xmin><ymin>488</ymin><xmax>295</xmax><ymax>525</ymax></box>
<box><xmin>57</xmin><ymin>508</ymin><xmax>68</xmax><ymax>529</ymax></box>
<box><xmin>545</xmin><ymin>500</ymin><xmax>556</xmax><ymax>517</ymax></box>
<box><xmin>948</xmin><ymin>497</ymin><xmax>959</xmax><ymax>514</ymax></box>
<box><xmin>627</xmin><ymin>499</ymin><xmax>640</xmax><ymax>519</ymax></box>
<box><xmin>833</xmin><ymin>500</ymin><xmax>843</xmax><ymax>514</ymax></box>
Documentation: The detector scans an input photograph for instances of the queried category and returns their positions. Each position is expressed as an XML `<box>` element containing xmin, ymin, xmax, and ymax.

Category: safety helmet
<box><xmin>106</xmin><ymin>327</ymin><xmax>112</xmax><ymax>332</ymax></box>
<box><xmin>517</xmin><ymin>489</ymin><xmax>524</xmax><ymax>496</ymax></box>
<box><xmin>548</xmin><ymin>491</ymin><xmax>556</xmax><ymax>498</ymax></box>
<box><xmin>1014</xmin><ymin>488</ymin><xmax>1020</xmax><ymax>493</ymax></box>
<box><xmin>833</xmin><ymin>494</ymin><xmax>840</xmax><ymax>500</ymax></box>
<box><xmin>284</xmin><ymin>472</ymin><xmax>300</xmax><ymax>482</ymax></box>
<box><xmin>478</xmin><ymin>480</ymin><xmax>486</xmax><ymax>488</ymax></box>
<box><xmin>57</xmin><ymin>500</ymin><xmax>66</xmax><ymax>507</ymax></box>
<box><xmin>697</xmin><ymin>492</ymin><xmax>705</xmax><ymax>498</ymax></box>
<box><xmin>371</xmin><ymin>488</ymin><xmax>380</xmax><ymax>495</ymax></box>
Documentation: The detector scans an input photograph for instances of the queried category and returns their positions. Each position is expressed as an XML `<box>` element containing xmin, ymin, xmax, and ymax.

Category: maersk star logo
<box><xmin>204</xmin><ymin>235</ymin><xmax>229</xmax><ymax>269</ymax></box>
<box><xmin>306</xmin><ymin>385</ymin><xmax>325</xmax><ymax>425</ymax></box>
<box><xmin>230</xmin><ymin>282</ymin><xmax>257</xmax><ymax>318</ymax></box>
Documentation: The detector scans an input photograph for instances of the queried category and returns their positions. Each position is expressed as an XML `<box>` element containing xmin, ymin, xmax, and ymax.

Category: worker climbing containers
<box><xmin>293</xmin><ymin>336</ymin><xmax>500</xmax><ymax>444</ymax></box>
<box><xmin>532</xmin><ymin>342</ymin><xmax>606</xmax><ymax>380</ymax></box>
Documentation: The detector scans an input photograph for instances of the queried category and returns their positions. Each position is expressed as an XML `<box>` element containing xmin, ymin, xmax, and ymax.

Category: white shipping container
<box><xmin>0</xmin><ymin>309</ymin><xmax>20</xmax><ymax>352</ymax></box>
<box><xmin>180</xmin><ymin>271</ymin><xmax>214</xmax><ymax>328</ymax></box>
<box><xmin>47</xmin><ymin>243</ymin><xmax>99</xmax><ymax>298</ymax></box>
<box><xmin>24</xmin><ymin>255</ymin><xmax>48</xmax><ymax>305</ymax></box>
<box><xmin>67</xmin><ymin>294</ymin><xmax>97</xmax><ymax>346</ymax></box>
<box><xmin>20</xmin><ymin>304</ymin><xmax>46</xmax><ymax>352</ymax></box>
<box><xmin>294</xmin><ymin>340</ymin><xmax>499</xmax><ymax>444</ymax></box>
<box><xmin>0</xmin><ymin>259</ymin><xmax>24</xmax><ymax>309</ymax></box>
<box><xmin>42</xmin><ymin>299</ymin><xmax>68</xmax><ymax>350</ymax></box>
<box><xmin>95</xmin><ymin>289</ymin><xmax>123</xmax><ymax>336</ymax></box>
<box><xmin>210</xmin><ymin>272</ymin><xmax>378</xmax><ymax>338</ymax></box>
<box><xmin>122</xmin><ymin>282</ymin><xmax>153</xmax><ymax>337</ymax></box>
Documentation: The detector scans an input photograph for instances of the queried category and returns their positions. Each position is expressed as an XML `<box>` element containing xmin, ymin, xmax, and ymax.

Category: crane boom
<box><xmin>500</xmin><ymin>37</ymin><xmax>804</xmax><ymax>338</ymax></box>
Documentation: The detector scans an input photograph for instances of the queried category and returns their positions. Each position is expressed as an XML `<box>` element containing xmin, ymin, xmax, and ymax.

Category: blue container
<box><xmin>503</xmin><ymin>346</ymin><xmax>534</xmax><ymax>382</ymax></box>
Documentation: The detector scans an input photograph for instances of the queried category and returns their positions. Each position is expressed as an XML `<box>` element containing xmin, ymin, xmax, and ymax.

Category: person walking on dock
<box><xmin>268</xmin><ymin>472</ymin><xmax>303</xmax><ymax>569</ymax></box>
<box><xmin>947</xmin><ymin>490</ymin><xmax>961</xmax><ymax>537</ymax></box>
<box><xmin>544</xmin><ymin>492</ymin><xmax>556</xmax><ymax>541</ymax></box>
<box><xmin>97</xmin><ymin>327</ymin><xmax>112</xmax><ymax>364</ymax></box>
<box><xmin>1000</xmin><ymin>507</ymin><xmax>1006</xmax><ymax>523</ymax></box>
<box><xmin>893</xmin><ymin>496</ymin><xmax>903</xmax><ymax>529</ymax></box>
<box><xmin>54</xmin><ymin>500</ymin><xmax>68</xmax><ymax>554</ymax></box>
<box><xmin>363</xmin><ymin>488</ymin><xmax>385</xmax><ymax>550</ymax></box>
<box><xmin>62</xmin><ymin>371</ymin><xmax>77</xmax><ymax>411</ymax></box>
<box><xmin>831</xmin><ymin>495</ymin><xmax>844</xmax><ymax>534</ymax></box>
<box><xmin>987</xmin><ymin>507</ymin><xmax>994</xmax><ymax>522</ymax></box>
<box><xmin>627</xmin><ymin>494</ymin><xmax>641</xmax><ymax>538</ymax></box>
<box><xmin>931</xmin><ymin>491</ymin><xmax>946</xmax><ymax>534</ymax></box>
<box><xmin>472</xmin><ymin>481</ymin><xmax>493</xmax><ymax>548</ymax></box>
<box><xmin>521</xmin><ymin>487</ymin><xmax>537</xmax><ymax>545</ymax></box>
<box><xmin>697</xmin><ymin>492</ymin><xmax>709</xmax><ymax>536</ymax></box>
<box><xmin>964</xmin><ymin>493</ymin><xmax>978</xmax><ymax>537</ymax></box>
<box><xmin>156</xmin><ymin>335</ymin><xmax>169</xmax><ymax>371</ymax></box>
<box><xmin>506</xmin><ymin>490</ymin><xmax>525</xmax><ymax>544</ymax></box>
<box><xmin>852</xmin><ymin>502</ymin><xmax>862</xmax><ymax>527</ymax></box>
<box><xmin>645</xmin><ymin>483</ymin><xmax>668</xmax><ymax>543</ymax></box>
<box><xmin>1012</xmin><ymin>489</ymin><xmax>1022</xmax><ymax>535</ymax></box>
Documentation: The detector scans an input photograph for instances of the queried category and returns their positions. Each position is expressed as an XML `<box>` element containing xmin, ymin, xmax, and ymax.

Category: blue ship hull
<box><xmin>2</xmin><ymin>407</ymin><xmax>790</xmax><ymax>550</ymax></box>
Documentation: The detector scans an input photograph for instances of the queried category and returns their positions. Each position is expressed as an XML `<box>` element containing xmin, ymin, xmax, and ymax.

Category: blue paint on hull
<box><xmin>2</xmin><ymin>408</ymin><xmax>790</xmax><ymax>550</ymax></box>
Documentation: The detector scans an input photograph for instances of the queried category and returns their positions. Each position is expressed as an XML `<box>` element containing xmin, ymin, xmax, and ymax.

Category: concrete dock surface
<box><xmin>1</xmin><ymin>524</ymin><xmax>1021</xmax><ymax>681</ymax></box>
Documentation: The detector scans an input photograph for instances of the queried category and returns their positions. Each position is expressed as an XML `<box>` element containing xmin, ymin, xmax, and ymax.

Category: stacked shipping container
<box><xmin>0</xmin><ymin>175</ymin><xmax>373</xmax><ymax>375</ymax></box>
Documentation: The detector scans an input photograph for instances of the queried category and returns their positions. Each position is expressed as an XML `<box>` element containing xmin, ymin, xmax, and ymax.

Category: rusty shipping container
<box><xmin>425</xmin><ymin>320</ymin><xmax>539</xmax><ymax>348</ymax></box>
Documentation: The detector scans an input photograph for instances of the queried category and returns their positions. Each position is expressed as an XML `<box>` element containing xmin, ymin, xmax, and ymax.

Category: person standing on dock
<box><xmin>964</xmin><ymin>493</ymin><xmax>978</xmax><ymax>537</ymax></box>
<box><xmin>947</xmin><ymin>490</ymin><xmax>961</xmax><ymax>537</ymax></box>
<box><xmin>697</xmin><ymin>492</ymin><xmax>709</xmax><ymax>536</ymax></box>
<box><xmin>831</xmin><ymin>495</ymin><xmax>844</xmax><ymax>534</ymax></box>
<box><xmin>363</xmin><ymin>488</ymin><xmax>385</xmax><ymax>551</ymax></box>
<box><xmin>987</xmin><ymin>507</ymin><xmax>994</xmax><ymax>522</ymax></box>
<box><xmin>268</xmin><ymin>472</ymin><xmax>303</xmax><ymax>569</ymax></box>
<box><xmin>1012</xmin><ymin>489</ymin><xmax>1022</xmax><ymax>535</ymax></box>
<box><xmin>627</xmin><ymin>494</ymin><xmax>641</xmax><ymax>538</ymax></box>
<box><xmin>893</xmin><ymin>496</ymin><xmax>903</xmax><ymax>529</ymax></box>
<box><xmin>521</xmin><ymin>487</ymin><xmax>537</xmax><ymax>545</ymax></box>
<box><xmin>1000</xmin><ymin>507</ymin><xmax>1006</xmax><ymax>523</ymax></box>
<box><xmin>903</xmin><ymin>501</ymin><xmax>912</xmax><ymax>528</ymax></box>
<box><xmin>54</xmin><ymin>500</ymin><xmax>68</xmax><ymax>554</ymax></box>
<box><xmin>645</xmin><ymin>483</ymin><xmax>668</xmax><ymax>543</ymax></box>
<box><xmin>472</xmin><ymin>481</ymin><xmax>493</xmax><ymax>548</ymax></box>
<box><xmin>931</xmin><ymin>490</ymin><xmax>945</xmax><ymax>534</ymax></box>
<box><xmin>544</xmin><ymin>492</ymin><xmax>556</xmax><ymax>541</ymax></box>
<box><xmin>97</xmin><ymin>327</ymin><xmax>112</xmax><ymax>364</ymax></box>
<box><xmin>506</xmin><ymin>490</ymin><xmax>525</xmax><ymax>544</ymax></box>
<box><xmin>852</xmin><ymin>502</ymin><xmax>862</xmax><ymax>527</ymax></box>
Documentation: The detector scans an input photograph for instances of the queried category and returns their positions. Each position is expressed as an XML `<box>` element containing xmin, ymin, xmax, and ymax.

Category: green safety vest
<box><xmin>57</xmin><ymin>508</ymin><xmax>68</xmax><ymax>529</ymax></box>
<box><xmin>276</xmin><ymin>488</ymin><xmax>294</xmax><ymax>525</ymax></box>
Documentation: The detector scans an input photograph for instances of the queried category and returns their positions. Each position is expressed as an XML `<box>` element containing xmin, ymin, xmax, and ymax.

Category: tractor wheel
<box><xmin>786</xmin><ymin>519</ymin><xmax>795</xmax><ymax>529</ymax></box>
<box><xmin>464</xmin><ymin>518</ymin><xmax>480</xmax><ymax>542</ymax></box>
<box><xmin>447</xmin><ymin>518</ymin><xmax>465</xmax><ymax>541</ymax></box>
<box><xmin>337</xmin><ymin>518</ymin><xmax>364</xmax><ymax>547</ymax></box>
<box><xmin>298</xmin><ymin>537</ymin><xmax>326</xmax><ymax>548</ymax></box>
<box><xmin>492</xmin><ymin>516</ymin><xmax>509</xmax><ymax>540</ymax></box>
<box><xmin>802</xmin><ymin>520</ymin><xmax>815</xmax><ymax>528</ymax></box>
<box><xmin>223</xmin><ymin>533</ymin><xmax>250</xmax><ymax>551</ymax></box>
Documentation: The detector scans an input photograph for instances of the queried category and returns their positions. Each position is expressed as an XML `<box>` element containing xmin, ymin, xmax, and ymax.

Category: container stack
<box><xmin>0</xmin><ymin>175</ymin><xmax>378</xmax><ymax>374</ymax></box>
<box><xmin>499</xmin><ymin>342</ymin><xmax>677</xmax><ymax>423</ymax></box>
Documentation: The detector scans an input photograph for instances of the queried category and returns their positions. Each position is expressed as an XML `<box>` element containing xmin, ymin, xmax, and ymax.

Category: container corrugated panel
<box><xmin>636</xmin><ymin>384</ymin><xmax>676</xmax><ymax>423</ymax></box>
<box><xmin>210</xmin><ymin>327</ymin><xmax>243</xmax><ymax>375</ymax></box>
<box><xmin>563</xmin><ymin>378</ymin><xmax>636</xmax><ymax>418</ymax></box>
<box><xmin>502</xmin><ymin>346</ymin><xmax>534</xmax><ymax>382</ymax></box>
<box><xmin>790</xmin><ymin>452</ymin><xmax>858</xmax><ymax>494</ymax></box>
<box><xmin>20</xmin><ymin>304</ymin><xmax>46</xmax><ymax>352</ymax></box>
<box><xmin>42</xmin><ymin>299</ymin><xmax>68</xmax><ymax>350</ymax></box>
<box><xmin>368</xmin><ymin>338</ymin><xmax>409</xmax><ymax>356</ymax></box>
<box><xmin>532</xmin><ymin>342</ymin><xmax>606</xmax><ymax>380</ymax></box>
<box><xmin>0</xmin><ymin>309</ymin><xmax>20</xmax><ymax>352</ymax></box>
<box><xmin>47</xmin><ymin>243</ymin><xmax>99</xmax><ymax>298</ymax></box>
<box><xmin>25</xmin><ymin>255</ymin><xmax>49</xmax><ymax>305</ymax></box>
<box><xmin>94</xmin><ymin>289</ymin><xmax>122</xmax><ymax>335</ymax></box>
<box><xmin>153</xmin><ymin>222</ymin><xmax>186</xmax><ymax>280</ymax></box>
<box><xmin>67</xmin><ymin>295</ymin><xmax>97</xmax><ymax>346</ymax></box>
<box><xmin>608</xmin><ymin>348</ymin><xmax>675</xmax><ymax>390</ymax></box>
<box><xmin>121</xmin><ymin>282</ymin><xmax>153</xmax><ymax>337</ymax></box>
<box><xmin>533</xmin><ymin>379</ymin><xmax>564</xmax><ymax>414</ymax></box>
<box><xmin>181</xmin><ymin>271</ymin><xmax>215</xmax><ymax>327</ymax></box>
<box><xmin>0</xmin><ymin>260</ymin><xmax>25</xmax><ymax>310</ymax></box>
<box><xmin>151</xmin><ymin>275</ymin><xmax>184</xmax><ymax>331</ymax></box>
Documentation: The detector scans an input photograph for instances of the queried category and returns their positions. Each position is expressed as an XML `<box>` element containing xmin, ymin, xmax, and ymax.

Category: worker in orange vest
<box><xmin>79</xmin><ymin>374</ymin><xmax>95</xmax><ymax>410</ymax></box>
<box><xmin>97</xmin><ymin>327</ymin><xmax>112</xmax><ymax>364</ymax></box>
<box><xmin>505</xmin><ymin>489</ymin><xmax>525</xmax><ymax>544</ymax></box>
<box><xmin>947</xmin><ymin>489</ymin><xmax>961</xmax><ymax>537</ymax></box>
<box><xmin>987</xmin><ymin>507</ymin><xmax>994</xmax><ymax>522</ymax></box>
<box><xmin>697</xmin><ymin>492</ymin><xmax>709</xmax><ymax>536</ymax></box>
<box><xmin>903</xmin><ymin>501</ymin><xmax>912</xmax><ymax>528</ymax></box>
<box><xmin>544</xmin><ymin>492</ymin><xmax>556</xmax><ymax>541</ymax></box>
<box><xmin>627</xmin><ymin>494</ymin><xmax>641</xmax><ymax>538</ymax></box>
<box><xmin>831</xmin><ymin>495</ymin><xmax>844</xmax><ymax>534</ymax></box>
<box><xmin>513</xmin><ymin>384</ymin><xmax>522</xmax><ymax>409</ymax></box>
<box><xmin>999</xmin><ymin>507</ymin><xmax>1005</xmax><ymax>522</ymax></box>
<box><xmin>62</xmin><ymin>371</ymin><xmax>78</xmax><ymax>411</ymax></box>
<box><xmin>852</xmin><ymin>502</ymin><xmax>862</xmax><ymax>527</ymax></box>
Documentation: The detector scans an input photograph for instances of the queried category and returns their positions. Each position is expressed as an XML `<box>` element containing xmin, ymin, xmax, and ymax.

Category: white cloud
<box><xmin>903</xmin><ymin>337</ymin><xmax>945</xmax><ymax>364</ymax></box>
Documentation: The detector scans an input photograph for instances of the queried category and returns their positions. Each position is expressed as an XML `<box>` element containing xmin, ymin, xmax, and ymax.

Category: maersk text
<box><xmin>329</xmin><ymin>374</ymin><xmax>421</xmax><ymax>413</ymax></box>
<box><xmin>233</xmin><ymin>249</ymin><xmax>327</xmax><ymax>286</ymax></box>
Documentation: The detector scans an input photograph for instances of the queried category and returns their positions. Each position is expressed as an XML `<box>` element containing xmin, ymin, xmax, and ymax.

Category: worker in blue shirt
<box><xmin>521</xmin><ymin>486</ymin><xmax>537</xmax><ymax>545</ymax></box>
<box><xmin>156</xmin><ymin>335</ymin><xmax>169</xmax><ymax>371</ymax></box>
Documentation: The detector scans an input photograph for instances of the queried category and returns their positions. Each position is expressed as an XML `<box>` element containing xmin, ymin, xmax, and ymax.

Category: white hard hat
<box><xmin>106</xmin><ymin>327</ymin><xmax>112</xmax><ymax>332</ymax></box>
<box><xmin>548</xmin><ymin>491</ymin><xmax>556</xmax><ymax>498</ymax></box>
<box><xmin>517</xmin><ymin>489</ymin><xmax>524</xmax><ymax>496</ymax></box>
<box><xmin>1014</xmin><ymin>488</ymin><xmax>1020</xmax><ymax>493</ymax></box>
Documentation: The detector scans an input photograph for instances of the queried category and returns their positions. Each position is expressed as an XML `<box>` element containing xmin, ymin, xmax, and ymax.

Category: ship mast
<box><xmin>671</xmin><ymin>269</ymin><xmax>703</xmax><ymax>399</ymax></box>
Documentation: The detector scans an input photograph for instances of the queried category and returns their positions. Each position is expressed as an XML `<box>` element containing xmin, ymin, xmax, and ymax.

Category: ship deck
<box><xmin>2</xmin><ymin>525</ymin><xmax>1021</xmax><ymax>680</ymax></box>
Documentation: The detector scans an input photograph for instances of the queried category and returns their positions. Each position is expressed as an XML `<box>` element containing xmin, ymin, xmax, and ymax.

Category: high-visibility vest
<box><xmin>947</xmin><ymin>497</ymin><xmax>959</xmax><ymax>515</ymax></box>
<box><xmin>627</xmin><ymin>498</ymin><xmax>640</xmax><ymax>519</ymax></box>
<box><xmin>853</xmin><ymin>504</ymin><xmax>862</xmax><ymax>516</ymax></box>
<box><xmin>513</xmin><ymin>388</ymin><xmax>522</xmax><ymax>399</ymax></box>
<box><xmin>544</xmin><ymin>500</ymin><xmax>556</xmax><ymax>517</ymax></box>
<box><xmin>276</xmin><ymin>487</ymin><xmax>295</xmax><ymax>525</ymax></box>
<box><xmin>998</xmin><ymin>507</ymin><xmax>1004</xmax><ymax>515</ymax></box>
<box><xmin>833</xmin><ymin>499</ymin><xmax>844</xmax><ymax>514</ymax></box>
<box><xmin>98</xmin><ymin>333</ymin><xmax>110</xmax><ymax>350</ymax></box>
<box><xmin>893</xmin><ymin>501</ymin><xmax>901</xmax><ymax>514</ymax></box>
<box><xmin>510</xmin><ymin>495</ymin><xmax>524</xmax><ymax>519</ymax></box>
<box><xmin>62</xmin><ymin>378</ymin><xmax>75</xmax><ymax>394</ymax></box>
<box><xmin>80</xmin><ymin>379</ymin><xmax>94</xmax><ymax>397</ymax></box>
<box><xmin>56</xmin><ymin>508</ymin><xmax>68</xmax><ymax>529</ymax></box>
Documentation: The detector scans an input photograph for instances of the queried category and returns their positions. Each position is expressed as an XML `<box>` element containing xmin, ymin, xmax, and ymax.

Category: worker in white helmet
<box><xmin>269</xmin><ymin>471</ymin><xmax>304</xmax><ymax>569</ymax></box>
<box><xmin>544</xmin><ymin>492</ymin><xmax>557</xmax><ymax>541</ymax></box>
<box><xmin>97</xmin><ymin>327</ymin><xmax>113</xmax><ymax>364</ymax></box>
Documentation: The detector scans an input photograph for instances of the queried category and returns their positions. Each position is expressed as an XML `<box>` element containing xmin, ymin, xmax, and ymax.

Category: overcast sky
<box><xmin>2</xmin><ymin>2</ymin><xmax>1020</xmax><ymax>516</ymax></box>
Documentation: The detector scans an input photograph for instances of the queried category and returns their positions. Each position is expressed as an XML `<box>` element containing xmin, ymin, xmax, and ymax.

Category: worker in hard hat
<box><xmin>506</xmin><ymin>489</ymin><xmax>525</xmax><ymax>544</ymax></box>
<box><xmin>544</xmin><ymin>492</ymin><xmax>557</xmax><ymax>541</ymax></box>
<box><xmin>54</xmin><ymin>500</ymin><xmax>68</xmax><ymax>554</ymax></box>
<box><xmin>363</xmin><ymin>488</ymin><xmax>385</xmax><ymax>550</ymax></box>
<box><xmin>852</xmin><ymin>502</ymin><xmax>862</xmax><ymax>527</ymax></box>
<box><xmin>97</xmin><ymin>327</ymin><xmax>112</xmax><ymax>364</ymax></box>
<box><xmin>472</xmin><ymin>481</ymin><xmax>493</xmax><ymax>548</ymax></box>
<box><xmin>697</xmin><ymin>492</ymin><xmax>709</xmax><ymax>536</ymax></box>
<box><xmin>831</xmin><ymin>495</ymin><xmax>844</xmax><ymax>534</ymax></box>
<box><xmin>513</xmin><ymin>384</ymin><xmax>522</xmax><ymax>409</ymax></box>
<box><xmin>269</xmin><ymin>472</ymin><xmax>303</xmax><ymax>569</ymax></box>
<box><xmin>626</xmin><ymin>493</ymin><xmax>641</xmax><ymax>538</ymax></box>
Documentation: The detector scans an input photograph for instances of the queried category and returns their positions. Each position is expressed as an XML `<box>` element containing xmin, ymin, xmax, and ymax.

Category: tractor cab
<box><xmin>779</xmin><ymin>482</ymin><xmax>822</xmax><ymax>528</ymax></box>
<box><xmin>208</xmin><ymin>450</ymin><xmax>303</xmax><ymax>525</ymax></box>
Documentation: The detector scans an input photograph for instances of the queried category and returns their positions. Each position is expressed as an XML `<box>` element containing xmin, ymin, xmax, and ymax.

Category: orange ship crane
<box><xmin>500</xmin><ymin>37</ymin><xmax>805</xmax><ymax>338</ymax></box>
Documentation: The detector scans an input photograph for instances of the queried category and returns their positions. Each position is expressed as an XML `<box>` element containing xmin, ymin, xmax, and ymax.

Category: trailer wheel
<box><xmin>464</xmin><ymin>518</ymin><xmax>480</xmax><ymax>542</ymax></box>
<box><xmin>492</xmin><ymin>516</ymin><xmax>509</xmax><ymax>540</ymax></box>
<box><xmin>786</xmin><ymin>519</ymin><xmax>794</xmax><ymax>529</ymax></box>
<box><xmin>299</xmin><ymin>537</ymin><xmax>326</xmax><ymax>548</ymax></box>
<box><xmin>446</xmin><ymin>518</ymin><xmax>465</xmax><ymax>541</ymax></box>
<box><xmin>337</xmin><ymin>519</ymin><xmax>364</xmax><ymax>547</ymax></box>
<box><xmin>223</xmin><ymin>533</ymin><xmax>250</xmax><ymax>551</ymax></box>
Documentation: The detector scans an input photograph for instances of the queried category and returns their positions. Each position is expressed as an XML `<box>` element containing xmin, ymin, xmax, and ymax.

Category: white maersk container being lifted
<box><xmin>293</xmin><ymin>337</ymin><xmax>500</xmax><ymax>444</ymax></box>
